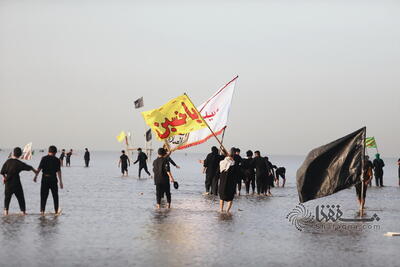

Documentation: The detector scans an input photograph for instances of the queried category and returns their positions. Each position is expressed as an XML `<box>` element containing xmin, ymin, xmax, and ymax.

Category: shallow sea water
<box><xmin>0</xmin><ymin>151</ymin><xmax>399</xmax><ymax>267</ymax></box>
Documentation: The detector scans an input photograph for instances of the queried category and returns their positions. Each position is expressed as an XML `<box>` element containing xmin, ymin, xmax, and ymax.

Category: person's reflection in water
<box><xmin>1</xmin><ymin>215</ymin><xmax>25</xmax><ymax>241</ymax></box>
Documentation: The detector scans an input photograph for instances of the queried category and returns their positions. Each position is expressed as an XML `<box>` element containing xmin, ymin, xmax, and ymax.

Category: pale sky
<box><xmin>0</xmin><ymin>0</ymin><xmax>399</xmax><ymax>156</ymax></box>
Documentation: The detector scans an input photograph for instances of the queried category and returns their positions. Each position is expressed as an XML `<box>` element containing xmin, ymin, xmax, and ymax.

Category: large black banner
<box><xmin>297</xmin><ymin>127</ymin><xmax>366</xmax><ymax>203</ymax></box>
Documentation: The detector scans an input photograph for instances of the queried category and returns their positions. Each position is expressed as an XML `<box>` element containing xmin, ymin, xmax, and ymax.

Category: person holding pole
<box><xmin>153</xmin><ymin>147</ymin><xmax>175</xmax><ymax>209</ymax></box>
<box><xmin>356</xmin><ymin>155</ymin><xmax>373</xmax><ymax>211</ymax></box>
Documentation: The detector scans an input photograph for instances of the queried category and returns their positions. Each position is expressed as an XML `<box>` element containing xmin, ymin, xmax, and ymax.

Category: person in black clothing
<box><xmin>118</xmin><ymin>150</ymin><xmax>130</xmax><ymax>176</ymax></box>
<box><xmin>66</xmin><ymin>149</ymin><xmax>73</xmax><ymax>167</ymax></box>
<box><xmin>356</xmin><ymin>156</ymin><xmax>374</xmax><ymax>211</ymax></box>
<box><xmin>203</xmin><ymin>146</ymin><xmax>222</xmax><ymax>195</ymax></box>
<box><xmin>34</xmin><ymin>145</ymin><xmax>64</xmax><ymax>215</ymax></box>
<box><xmin>153</xmin><ymin>147</ymin><xmax>175</xmax><ymax>209</ymax></box>
<box><xmin>275</xmin><ymin>167</ymin><xmax>286</xmax><ymax>187</ymax></box>
<box><xmin>233</xmin><ymin>148</ymin><xmax>244</xmax><ymax>196</ymax></box>
<box><xmin>162</xmin><ymin>144</ymin><xmax>180</xmax><ymax>169</ymax></box>
<box><xmin>1</xmin><ymin>147</ymin><xmax>38</xmax><ymax>215</ymax></box>
<box><xmin>219</xmin><ymin>147</ymin><xmax>236</xmax><ymax>213</ymax></box>
<box><xmin>373</xmin><ymin>153</ymin><xmax>385</xmax><ymax>187</ymax></box>
<box><xmin>265</xmin><ymin>157</ymin><xmax>274</xmax><ymax>194</ymax></box>
<box><xmin>253</xmin><ymin>151</ymin><xmax>268</xmax><ymax>195</ymax></box>
<box><xmin>242</xmin><ymin>150</ymin><xmax>256</xmax><ymax>195</ymax></box>
<box><xmin>134</xmin><ymin>148</ymin><xmax>151</xmax><ymax>178</ymax></box>
<box><xmin>84</xmin><ymin>148</ymin><xmax>90</xmax><ymax>167</ymax></box>
<box><xmin>59</xmin><ymin>149</ymin><xmax>66</xmax><ymax>167</ymax></box>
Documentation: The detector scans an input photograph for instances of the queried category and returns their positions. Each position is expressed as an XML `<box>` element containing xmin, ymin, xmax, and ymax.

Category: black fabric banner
<box><xmin>296</xmin><ymin>127</ymin><xmax>366</xmax><ymax>203</ymax></box>
<box><xmin>145</xmin><ymin>129</ymin><xmax>152</xmax><ymax>142</ymax></box>
<box><xmin>134</xmin><ymin>97</ymin><xmax>144</xmax><ymax>109</ymax></box>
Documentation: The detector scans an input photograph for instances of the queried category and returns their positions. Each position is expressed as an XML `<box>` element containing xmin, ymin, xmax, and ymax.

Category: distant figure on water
<box><xmin>275</xmin><ymin>167</ymin><xmax>286</xmax><ymax>187</ymax></box>
<box><xmin>118</xmin><ymin>150</ymin><xmax>130</xmax><ymax>177</ymax></box>
<box><xmin>203</xmin><ymin>146</ymin><xmax>222</xmax><ymax>195</ymax></box>
<box><xmin>134</xmin><ymin>148</ymin><xmax>151</xmax><ymax>178</ymax></box>
<box><xmin>34</xmin><ymin>145</ymin><xmax>64</xmax><ymax>215</ymax></box>
<box><xmin>66</xmin><ymin>149</ymin><xmax>73</xmax><ymax>167</ymax></box>
<box><xmin>219</xmin><ymin>147</ymin><xmax>236</xmax><ymax>213</ymax></box>
<box><xmin>356</xmin><ymin>155</ymin><xmax>373</xmax><ymax>211</ymax></box>
<box><xmin>1</xmin><ymin>147</ymin><xmax>38</xmax><ymax>216</ymax></box>
<box><xmin>242</xmin><ymin>150</ymin><xmax>256</xmax><ymax>195</ymax></box>
<box><xmin>84</xmin><ymin>148</ymin><xmax>90</xmax><ymax>167</ymax></box>
<box><xmin>153</xmin><ymin>148</ymin><xmax>175</xmax><ymax>209</ymax></box>
<box><xmin>59</xmin><ymin>149</ymin><xmax>66</xmax><ymax>167</ymax></box>
<box><xmin>373</xmin><ymin>153</ymin><xmax>385</xmax><ymax>187</ymax></box>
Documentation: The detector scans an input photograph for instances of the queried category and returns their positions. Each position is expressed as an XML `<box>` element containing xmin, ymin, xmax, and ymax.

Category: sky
<box><xmin>0</xmin><ymin>0</ymin><xmax>399</xmax><ymax>156</ymax></box>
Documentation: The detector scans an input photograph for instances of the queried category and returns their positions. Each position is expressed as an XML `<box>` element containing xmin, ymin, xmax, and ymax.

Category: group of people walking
<box><xmin>202</xmin><ymin>146</ymin><xmax>286</xmax><ymax>197</ymax></box>
<box><xmin>201</xmin><ymin>146</ymin><xmax>286</xmax><ymax>213</ymax></box>
<box><xmin>1</xmin><ymin>146</ymin><xmax>64</xmax><ymax>216</ymax></box>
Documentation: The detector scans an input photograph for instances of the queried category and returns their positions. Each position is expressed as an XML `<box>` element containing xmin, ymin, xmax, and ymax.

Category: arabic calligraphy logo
<box><xmin>286</xmin><ymin>203</ymin><xmax>314</xmax><ymax>231</ymax></box>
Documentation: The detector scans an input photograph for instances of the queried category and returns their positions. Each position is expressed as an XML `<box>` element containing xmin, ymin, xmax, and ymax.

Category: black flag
<box><xmin>145</xmin><ymin>129</ymin><xmax>152</xmax><ymax>142</ymax></box>
<box><xmin>296</xmin><ymin>127</ymin><xmax>365</xmax><ymax>203</ymax></box>
<box><xmin>134</xmin><ymin>97</ymin><xmax>144</xmax><ymax>109</ymax></box>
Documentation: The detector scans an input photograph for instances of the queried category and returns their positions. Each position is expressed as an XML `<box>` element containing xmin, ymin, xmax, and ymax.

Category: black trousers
<box><xmin>139</xmin><ymin>164</ymin><xmax>150</xmax><ymax>178</ymax></box>
<box><xmin>4</xmin><ymin>183</ymin><xmax>26</xmax><ymax>212</ymax></box>
<box><xmin>85</xmin><ymin>159</ymin><xmax>90</xmax><ymax>167</ymax></box>
<box><xmin>205</xmin><ymin>173</ymin><xmax>213</xmax><ymax>192</ymax></box>
<box><xmin>41</xmin><ymin>180</ymin><xmax>59</xmax><ymax>213</ymax></box>
<box><xmin>211</xmin><ymin>174</ymin><xmax>219</xmax><ymax>195</ymax></box>
<box><xmin>156</xmin><ymin>183</ymin><xmax>171</xmax><ymax>204</ymax></box>
<box><xmin>66</xmin><ymin>159</ymin><xmax>71</xmax><ymax>166</ymax></box>
<box><xmin>256</xmin><ymin>175</ymin><xmax>264</xmax><ymax>194</ymax></box>
<box><xmin>375</xmin><ymin>172</ymin><xmax>383</xmax><ymax>187</ymax></box>
<box><xmin>245</xmin><ymin>174</ymin><xmax>255</xmax><ymax>194</ymax></box>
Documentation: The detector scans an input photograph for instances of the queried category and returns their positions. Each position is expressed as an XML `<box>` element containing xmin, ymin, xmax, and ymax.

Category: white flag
<box><xmin>21</xmin><ymin>142</ymin><xmax>33</xmax><ymax>160</ymax></box>
<box><xmin>168</xmin><ymin>76</ymin><xmax>238</xmax><ymax>150</ymax></box>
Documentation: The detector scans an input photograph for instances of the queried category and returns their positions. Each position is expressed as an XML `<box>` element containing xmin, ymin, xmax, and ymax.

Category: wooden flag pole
<box><xmin>184</xmin><ymin>93</ymin><xmax>227</xmax><ymax>153</ymax></box>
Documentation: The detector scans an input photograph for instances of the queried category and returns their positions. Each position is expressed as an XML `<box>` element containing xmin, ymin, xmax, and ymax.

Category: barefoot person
<box><xmin>153</xmin><ymin>148</ymin><xmax>175</xmax><ymax>209</ymax></box>
<box><xmin>34</xmin><ymin>145</ymin><xmax>64</xmax><ymax>215</ymax></box>
<box><xmin>356</xmin><ymin>155</ymin><xmax>373</xmax><ymax>211</ymax></box>
<box><xmin>134</xmin><ymin>148</ymin><xmax>151</xmax><ymax>178</ymax></box>
<box><xmin>219</xmin><ymin>148</ymin><xmax>236</xmax><ymax>214</ymax></box>
<box><xmin>1</xmin><ymin>147</ymin><xmax>38</xmax><ymax>216</ymax></box>
<box><xmin>118</xmin><ymin>150</ymin><xmax>130</xmax><ymax>177</ymax></box>
<box><xmin>275</xmin><ymin>167</ymin><xmax>286</xmax><ymax>187</ymax></box>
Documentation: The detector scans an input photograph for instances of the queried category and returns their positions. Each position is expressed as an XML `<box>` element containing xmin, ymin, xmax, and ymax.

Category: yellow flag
<box><xmin>116</xmin><ymin>131</ymin><xmax>126</xmax><ymax>143</ymax></box>
<box><xmin>142</xmin><ymin>94</ymin><xmax>207</xmax><ymax>140</ymax></box>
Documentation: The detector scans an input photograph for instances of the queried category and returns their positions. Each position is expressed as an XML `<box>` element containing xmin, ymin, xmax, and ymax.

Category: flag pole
<box><xmin>184</xmin><ymin>93</ymin><xmax>227</xmax><ymax>153</ymax></box>
<box><xmin>221</xmin><ymin>128</ymin><xmax>226</xmax><ymax>145</ymax></box>
<box><xmin>360</xmin><ymin>129</ymin><xmax>366</xmax><ymax>215</ymax></box>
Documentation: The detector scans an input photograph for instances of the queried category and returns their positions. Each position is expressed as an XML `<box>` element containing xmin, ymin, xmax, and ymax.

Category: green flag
<box><xmin>365</xmin><ymin>137</ymin><xmax>377</xmax><ymax>148</ymax></box>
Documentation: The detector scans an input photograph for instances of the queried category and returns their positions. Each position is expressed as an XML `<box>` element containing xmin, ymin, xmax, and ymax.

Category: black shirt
<box><xmin>84</xmin><ymin>151</ymin><xmax>90</xmax><ymax>160</ymax></box>
<box><xmin>1</xmin><ymin>158</ymin><xmax>33</xmax><ymax>186</ymax></box>
<box><xmin>203</xmin><ymin>152</ymin><xmax>222</xmax><ymax>175</ymax></box>
<box><xmin>39</xmin><ymin>155</ymin><xmax>61</xmax><ymax>180</ymax></box>
<box><xmin>120</xmin><ymin>154</ymin><xmax>129</xmax><ymax>166</ymax></box>
<box><xmin>254</xmin><ymin>156</ymin><xmax>268</xmax><ymax>175</ymax></box>
<box><xmin>134</xmin><ymin>152</ymin><xmax>148</xmax><ymax>166</ymax></box>
<box><xmin>373</xmin><ymin>158</ymin><xmax>385</xmax><ymax>172</ymax></box>
<box><xmin>59</xmin><ymin>152</ymin><xmax>65</xmax><ymax>160</ymax></box>
<box><xmin>242</xmin><ymin>158</ymin><xmax>255</xmax><ymax>175</ymax></box>
<box><xmin>153</xmin><ymin>157</ymin><xmax>170</xmax><ymax>185</ymax></box>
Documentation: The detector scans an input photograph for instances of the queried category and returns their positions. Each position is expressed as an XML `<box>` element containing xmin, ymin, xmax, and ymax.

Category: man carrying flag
<box><xmin>142</xmin><ymin>94</ymin><xmax>209</xmax><ymax>209</ymax></box>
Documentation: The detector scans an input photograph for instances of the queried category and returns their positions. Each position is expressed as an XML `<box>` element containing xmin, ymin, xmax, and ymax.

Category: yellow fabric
<box><xmin>116</xmin><ymin>131</ymin><xmax>126</xmax><ymax>143</ymax></box>
<box><xmin>142</xmin><ymin>94</ymin><xmax>207</xmax><ymax>140</ymax></box>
